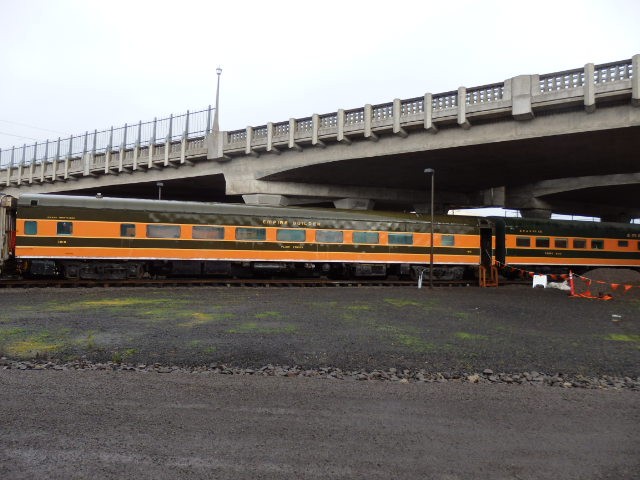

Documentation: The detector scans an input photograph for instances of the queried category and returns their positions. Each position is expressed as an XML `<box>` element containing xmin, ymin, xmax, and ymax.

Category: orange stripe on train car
<box><xmin>15</xmin><ymin>246</ymin><xmax>480</xmax><ymax>265</ymax></box>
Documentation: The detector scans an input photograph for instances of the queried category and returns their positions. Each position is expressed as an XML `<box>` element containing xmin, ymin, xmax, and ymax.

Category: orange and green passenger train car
<box><xmin>5</xmin><ymin>194</ymin><xmax>492</xmax><ymax>280</ymax></box>
<box><xmin>491</xmin><ymin>217</ymin><xmax>640</xmax><ymax>275</ymax></box>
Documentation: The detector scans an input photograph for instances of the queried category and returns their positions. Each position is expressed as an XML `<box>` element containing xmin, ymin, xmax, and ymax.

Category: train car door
<box><xmin>479</xmin><ymin>220</ymin><xmax>493</xmax><ymax>269</ymax></box>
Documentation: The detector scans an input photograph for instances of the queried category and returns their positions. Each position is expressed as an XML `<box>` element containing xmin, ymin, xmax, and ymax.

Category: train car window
<box><xmin>236</xmin><ymin>227</ymin><xmax>266</xmax><ymax>241</ymax></box>
<box><xmin>388</xmin><ymin>233</ymin><xmax>413</xmax><ymax>245</ymax></box>
<box><xmin>554</xmin><ymin>238</ymin><xmax>568</xmax><ymax>249</ymax></box>
<box><xmin>316</xmin><ymin>230</ymin><xmax>344</xmax><ymax>243</ymax></box>
<box><xmin>515</xmin><ymin>237</ymin><xmax>530</xmax><ymax>247</ymax></box>
<box><xmin>146</xmin><ymin>224</ymin><xmax>181</xmax><ymax>239</ymax></box>
<box><xmin>591</xmin><ymin>239</ymin><xmax>604</xmax><ymax>250</ymax></box>
<box><xmin>193</xmin><ymin>226</ymin><xmax>225</xmax><ymax>240</ymax></box>
<box><xmin>573</xmin><ymin>239</ymin><xmax>586</xmax><ymax>249</ymax></box>
<box><xmin>441</xmin><ymin>235</ymin><xmax>455</xmax><ymax>246</ymax></box>
<box><xmin>276</xmin><ymin>229</ymin><xmax>306</xmax><ymax>242</ymax></box>
<box><xmin>120</xmin><ymin>224</ymin><xmax>136</xmax><ymax>237</ymax></box>
<box><xmin>24</xmin><ymin>221</ymin><xmax>37</xmax><ymax>235</ymax></box>
<box><xmin>353</xmin><ymin>231</ymin><xmax>379</xmax><ymax>244</ymax></box>
<box><xmin>57</xmin><ymin>222</ymin><xmax>73</xmax><ymax>236</ymax></box>
<box><xmin>535</xmin><ymin>237</ymin><xmax>550</xmax><ymax>248</ymax></box>
<box><xmin>617</xmin><ymin>240</ymin><xmax>629</xmax><ymax>248</ymax></box>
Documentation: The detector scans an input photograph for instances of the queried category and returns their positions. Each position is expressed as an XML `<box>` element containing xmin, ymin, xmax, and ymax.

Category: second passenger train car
<box><xmin>492</xmin><ymin>216</ymin><xmax>640</xmax><ymax>275</ymax></box>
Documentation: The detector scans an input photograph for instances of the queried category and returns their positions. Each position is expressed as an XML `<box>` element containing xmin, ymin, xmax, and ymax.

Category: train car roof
<box><xmin>17</xmin><ymin>193</ymin><xmax>487</xmax><ymax>227</ymax></box>
<box><xmin>488</xmin><ymin>215</ymin><xmax>640</xmax><ymax>234</ymax></box>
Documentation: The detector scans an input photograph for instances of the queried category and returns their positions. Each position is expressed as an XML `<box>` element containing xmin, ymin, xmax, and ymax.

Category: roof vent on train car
<box><xmin>96</xmin><ymin>193</ymin><xmax>103</xmax><ymax>198</ymax></box>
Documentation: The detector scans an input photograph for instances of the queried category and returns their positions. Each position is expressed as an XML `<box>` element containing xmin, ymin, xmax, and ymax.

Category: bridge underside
<box><xmin>58</xmin><ymin>125</ymin><xmax>639</xmax><ymax>220</ymax></box>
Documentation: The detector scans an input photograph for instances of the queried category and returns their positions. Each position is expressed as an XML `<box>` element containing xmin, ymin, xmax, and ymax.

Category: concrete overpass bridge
<box><xmin>1</xmin><ymin>55</ymin><xmax>639</xmax><ymax>221</ymax></box>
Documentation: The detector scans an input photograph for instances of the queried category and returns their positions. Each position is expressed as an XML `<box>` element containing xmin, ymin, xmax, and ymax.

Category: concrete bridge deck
<box><xmin>1</xmin><ymin>55</ymin><xmax>639</xmax><ymax>220</ymax></box>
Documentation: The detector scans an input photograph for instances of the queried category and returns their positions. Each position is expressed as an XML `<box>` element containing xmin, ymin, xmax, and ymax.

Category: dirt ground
<box><xmin>1</xmin><ymin>282</ymin><xmax>639</xmax><ymax>479</ymax></box>
<box><xmin>1</xmin><ymin>370</ymin><xmax>639</xmax><ymax>480</ymax></box>
<box><xmin>1</xmin><ymin>282</ymin><xmax>639</xmax><ymax>376</ymax></box>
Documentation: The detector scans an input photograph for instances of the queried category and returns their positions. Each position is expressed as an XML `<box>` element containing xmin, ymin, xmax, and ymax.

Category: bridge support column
<box><xmin>333</xmin><ymin>198</ymin><xmax>374</xmax><ymax>210</ymax></box>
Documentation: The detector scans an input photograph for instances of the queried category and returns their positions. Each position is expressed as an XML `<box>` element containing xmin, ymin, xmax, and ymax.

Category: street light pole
<box><xmin>156</xmin><ymin>182</ymin><xmax>163</xmax><ymax>201</ymax></box>
<box><xmin>213</xmin><ymin>67</ymin><xmax>222</xmax><ymax>133</ymax></box>
<box><xmin>424</xmin><ymin>168</ymin><xmax>435</xmax><ymax>289</ymax></box>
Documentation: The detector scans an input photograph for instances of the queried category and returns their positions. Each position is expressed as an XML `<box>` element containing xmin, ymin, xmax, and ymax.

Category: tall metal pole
<box><xmin>213</xmin><ymin>67</ymin><xmax>222</xmax><ymax>133</ymax></box>
<box><xmin>424</xmin><ymin>168</ymin><xmax>435</xmax><ymax>289</ymax></box>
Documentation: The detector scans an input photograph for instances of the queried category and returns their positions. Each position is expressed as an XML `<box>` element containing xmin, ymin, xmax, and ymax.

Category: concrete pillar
<box><xmin>312</xmin><ymin>114</ymin><xmax>320</xmax><ymax>145</ymax></box>
<box><xmin>337</xmin><ymin>109</ymin><xmax>351</xmax><ymax>144</ymax></box>
<box><xmin>266</xmin><ymin>122</ymin><xmax>277</xmax><ymax>153</ymax></box>
<box><xmin>364</xmin><ymin>104</ymin><xmax>377</xmax><ymax>141</ymax></box>
<box><xmin>333</xmin><ymin>198</ymin><xmax>374</xmax><ymax>210</ymax></box>
<box><xmin>584</xmin><ymin>63</ymin><xmax>595</xmax><ymax>113</ymax></box>
<box><xmin>423</xmin><ymin>93</ymin><xmax>438</xmax><ymax>133</ymax></box>
<box><xmin>511</xmin><ymin>75</ymin><xmax>534</xmax><ymax>120</ymax></box>
<box><xmin>633</xmin><ymin>54</ymin><xmax>640</xmax><ymax>106</ymax></box>
<box><xmin>245</xmin><ymin>126</ymin><xmax>253</xmax><ymax>155</ymax></box>
<box><xmin>457</xmin><ymin>87</ymin><xmax>470</xmax><ymax>129</ymax></box>
<box><xmin>393</xmin><ymin>99</ymin><xmax>408</xmax><ymax>137</ymax></box>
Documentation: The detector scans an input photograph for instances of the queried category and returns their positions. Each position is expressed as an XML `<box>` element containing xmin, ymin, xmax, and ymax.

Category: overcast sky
<box><xmin>1</xmin><ymin>0</ymin><xmax>639</xmax><ymax>150</ymax></box>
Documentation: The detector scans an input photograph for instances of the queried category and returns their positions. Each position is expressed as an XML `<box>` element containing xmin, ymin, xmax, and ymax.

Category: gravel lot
<box><xmin>1</xmin><ymin>281</ymin><xmax>639</xmax><ymax>479</ymax></box>
<box><xmin>1</xmin><ymin>282</ymin><xmax>639</xmax><ymax>377</ymax></box>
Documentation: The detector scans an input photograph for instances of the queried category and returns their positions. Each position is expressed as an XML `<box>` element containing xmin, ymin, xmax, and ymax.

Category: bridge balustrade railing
<box><xmin>2</xmin><ymin>57</ymin><xmax>637</xmax><ymax>183</ymax></box>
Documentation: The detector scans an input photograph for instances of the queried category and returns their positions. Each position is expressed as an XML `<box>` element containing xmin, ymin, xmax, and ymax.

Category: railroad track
<box><xmin>0</xmin><ymin>277</ymin><xmax>520</xmax><ymax>289</ymax></box>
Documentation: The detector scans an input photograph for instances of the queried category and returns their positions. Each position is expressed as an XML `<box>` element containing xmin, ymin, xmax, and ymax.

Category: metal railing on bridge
<box><xmin>0</xmin><ymin>107</ymin><xmax>213</xmax><ymax>170</ymax></box>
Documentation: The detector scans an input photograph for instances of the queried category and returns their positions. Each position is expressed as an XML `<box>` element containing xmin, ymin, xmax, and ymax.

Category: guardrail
<box><xmin>0</xmin><ymin>107</ymin><xmax>213</xmax><ymax>170</ymax></box>
<box><xmin>220</xmin><ymin>56</ymin><xmax>637</xmax><ymax>156</ymax></box>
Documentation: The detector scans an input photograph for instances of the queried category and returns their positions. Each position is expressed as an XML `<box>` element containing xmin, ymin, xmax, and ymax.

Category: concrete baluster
<box><xmin>148</xmin><ymin>118</ymin><xmax>157</xmax><ymax>169</ymax></box>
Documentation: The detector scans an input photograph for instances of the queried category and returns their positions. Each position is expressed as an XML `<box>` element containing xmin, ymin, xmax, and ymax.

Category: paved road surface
<box><xmin>1</xmin><ymin>370</ymin><xmax>638</xmax><ymax>479</ymax></box>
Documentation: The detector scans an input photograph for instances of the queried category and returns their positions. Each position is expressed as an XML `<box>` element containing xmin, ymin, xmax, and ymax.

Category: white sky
<box><xmin>1</xmin><ymin>0</ymin><xmax>638</xmax><ymax>150</ymax></box>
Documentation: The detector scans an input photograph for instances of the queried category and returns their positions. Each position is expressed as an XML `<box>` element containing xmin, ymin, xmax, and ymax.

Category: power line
<box><xmin>0</xmin><ymin>131</ymin><xmax>38</xmax><ymax>141</ymax></box>
<box><xmin>0</xmin><ymin>119</ymin><xmax>68</xmax><ymax>136</ymax></box>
